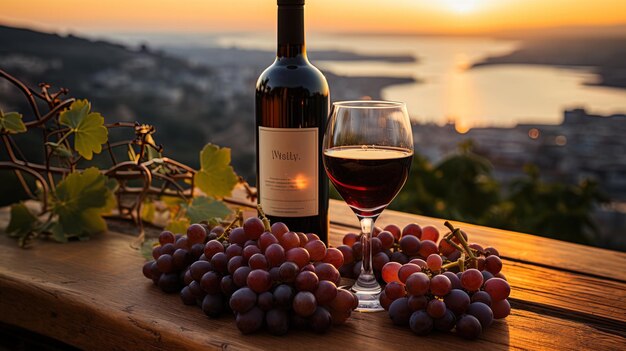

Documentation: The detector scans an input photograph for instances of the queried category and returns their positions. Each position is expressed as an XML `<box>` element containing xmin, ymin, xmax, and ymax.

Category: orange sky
<box><xmin>1</xmin><ymin>0</ymin><xmax>625</xmax><ymax>34</ymax></box>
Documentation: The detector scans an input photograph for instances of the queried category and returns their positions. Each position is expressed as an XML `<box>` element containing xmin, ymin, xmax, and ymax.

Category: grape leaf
<box><xmin>140</xmin><ymin>238</ymin><xmax>158</xmax><ymax>261</ymax></box>
<box><xmin>6</xmin><ymin>203</ymin><xmax>38</xmax><ymax>238</ymax></box>
<box><xmin>52</xmin><ymin>167</ymin><xmax>116</xmax><ymax>239</ymax></box>
<box><xmin>59</xmin><ymin>99</ymin><xmax>108</xmax><ymax>160</ymax></box>
<box><xmin>183</xmin><ymin>196</ymin><xmax>232</xmax><ymax>224</ymax></box>
<box><xmin>195</xmin><ymin>144</ymin><xmax>238</xmax><ymax>198</ymax></box>
<box><xmin>0</xmin><ymin>110</ymin><xmax>27</xmax><ymax>134</ymax></box>
<box><xmin>165</xmin><ymin>218</ymin><xmax>190</xmax><ymax>235</ymax></box>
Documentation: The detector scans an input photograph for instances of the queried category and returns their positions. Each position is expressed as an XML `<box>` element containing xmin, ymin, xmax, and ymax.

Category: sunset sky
<box><xmin>1</xmin><ymin>0</ymin><xmax>625</xmax><ymax>35</ymax></box>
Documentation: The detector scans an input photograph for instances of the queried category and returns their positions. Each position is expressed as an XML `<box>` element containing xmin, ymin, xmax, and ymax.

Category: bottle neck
<box><xmin>277</xmin><ymin>5</ymin><xmax>306</xmax><ymax>58</ymax></box>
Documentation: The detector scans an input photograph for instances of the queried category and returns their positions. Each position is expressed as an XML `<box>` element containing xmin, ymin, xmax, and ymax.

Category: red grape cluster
<box><xmin>143</xmin><ymin>216</ymin><xmax>357</xmax><ymax>335</ymax></box>
<box><xmin>341</xmin><ymin>222</ymin><xmax>511</xmax><ymax>340</ymax></box>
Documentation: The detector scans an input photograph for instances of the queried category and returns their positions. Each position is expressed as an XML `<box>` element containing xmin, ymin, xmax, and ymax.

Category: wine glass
<box><xmin>323</xmin><ymin>100</ymin><xmax>413</xmax><ymax>312</ymax></box>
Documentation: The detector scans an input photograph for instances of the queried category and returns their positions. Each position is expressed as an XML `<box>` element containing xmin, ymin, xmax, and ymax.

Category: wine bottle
<box><xmin>255</xmin><ymin>0</ymin><xmax>330</xmax><ymax>243</ymax></box>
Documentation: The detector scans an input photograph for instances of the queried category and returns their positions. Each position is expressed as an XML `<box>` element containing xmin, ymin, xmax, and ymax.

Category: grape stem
<box><xmin>256</xmin><ymin>204</ymin><xmax>271</xmax><ymax>232</ymax></box>
<box><xmin>217</xmin><ymin>210</ymin><xmax>243</xmax><ymax>241</ymax></box>
<box><xmin>443</xmin><ymin>221</ymin><xmax>478</xmax><ymax>270</ymax></box>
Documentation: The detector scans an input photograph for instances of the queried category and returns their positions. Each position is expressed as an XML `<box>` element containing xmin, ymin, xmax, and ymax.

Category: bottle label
<box><xmin>258</xmin><ymin>126</ymin><xmax>318</xmax><ymax>217</ymax></box>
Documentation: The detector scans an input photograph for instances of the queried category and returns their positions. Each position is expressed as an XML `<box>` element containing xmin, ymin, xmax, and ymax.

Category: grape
<box><xmin>201</xmin><ymin>293</ymin><xmax>224</xmax><ymax>318</ymax></box>
<box><xmin>407</xmin><ymin>295</ymin><xmax>428</xmax><ymax>311</ymax></box>
<box><xmin>265</xmin><ymin>243</ymin><xmax>286</xmax><ymax>267</ymax></box>
<box><xmin>244</xmin><ymin>240</ymin><xmax>256</xmax><ymax>248</ymax></box>
<box><xmin>402</xmin><ymin>223</ymin><xmax>422</xmax><ymax>238</ymax></box>
<box><xmin>398</xmin><ymin>263</ymin><xmax>421</xmax><ymax>284</ymax></box>
<box><xmin>187</xmin><ymin>224</ymin><xmax>207</xmax><ymax>245</ymax></box>
<box><xmin>278</xmin><ymin>261</ymin><xmax>299</xmax><ymax>282</ymax></box>
<box><xmin>495</xmin><ymin>272</ymin><xmax>507</xmax><ymax>280</ymax></box>
<box><xmin>156</xmin><ymin>254</ymin><xmax>174</xmax><ymax>273</ymax></box>
<box><xmin>200</xmin><ymin>271</ymin><xmax>221</xmax><ymax>294</ymax></box>
<box><xmin>377</xmin><ymin>231</ymin><xmax>395</xmax><ymax>249</ymax></box>
<box><xmin>210</xmin><ymin>252</ymin><xmax>228</xmax><ymax>274</ymax></box>
<box><xmin>225</xmin><ymin>244</ymin><xmax>243</xmax><ymax>260</ymax></box>
<box><xmin>210</xmin><ymin>225</ymin><xmax>225</xmax><ymax>236</ymax></box>
<box><xmin>150</xmin><ymin>263</ymin><xmax>161</xmax><ymax>285</ymax></box>
<box><xmin>315</xmin><ymin>263</ymin><xmax>340</xmax><ymax>284</ymax></box>
<box><xmin>471</xmin><ymin>290</ymin><xmax>492</xmax><ymax>306</ymax></box>
<box><xmin>444</xmin><ymin>289</ymin><xmax>471</xmax><ymax>315</ymax></box>
<box><xmin>285</xmin><ymin>247</ymin><xmax>310</xmax><ymax>269</ymax></box>
<box><xmin>180</xmin><ymin>286</ymin><xmax>196</xmax><ymax>305</ymax></box>
<box><xmin>296</xmin><ymin>232</ymin><xmax>309</xmax><ymax>247</ymax></box>
<box><xmin>430</xmin><ymin>274</ymin><xmax>452</xmax><ymax>297</ymax></box>
<box><xmin>227</xmin><ymin>256</ymin><xmax>245</xmax><ymax>275</ymax></box>
<box><xmin>399</xmin><ymin>235</ymin><xmax>421</xmax><ymax>256</ymax></box>
<box><xmin>442</xmin><ymin>271</ymin><xmax>462</xmax><ymax>290</ymax></box>
<box><xmin>248</xmin><ymin>253</ymin><xmax>269</xmax><ymax>270</ymax></box>
<box><xmin>152</xmin><ymin>246</ymin><xmax>162</xmax><ymax>260</ymax></box>
<box><xmin>302</xmin><ymin>263</ymin><xmax>315</xmax><ymax>272</ymax></box>
<box><xmin>183</xmin><ymin>269</ymin><xmax>193</xmax><ymax>286</ymax></box>
<box><xmin>426</xmin><ymin>299</ymin><xmax>446</xmax><ymax>318</ymax></box>
<box><xmin>189</xmin><ymin>243</ymin><xmax>204</xmax><ymax>260</ymax></box>
<box><xmin>142</xmin><ymin>261</ymin><xmax>154</xmax><ymax>279</ymax></box>
<box><xmin>337</xmin><ymin>245</ymin><xmax>354</xmax><ymax>265</ymax></box>
<box><xmin>383</xmin><ymin>224</ymin><xmax>402</xmax><ymax>241</ymax></box>
<box><xmin>405</xmin><ymin>272</ymin><xmax>430</xmax><ymax>296</ymax></box>
<box><xmin>469</xmin><ymin>243</ymin><xmax>484</xmax><ymax>253</ymax></box>
<box><xmin>266</xmin><ymin>308</ymin><xmax>289</xmax><ymax>335</ymax></box>
<box><xmin>485</xmin><ymin>246</ymin><xmax>500</xmax><ymax>257</ymax></box>
<box><xmin>329</xmin><ymin>288</ymin><xmax>356</xmax><ymax>312</ymax></box>
<box><xmin>370</xmin><ymin>237</ymin><xmax>383</xmax><ymax>254</ymax></box>
<box><xmin>158</xmin><ymin>231</ymin><xmax>175</xmax><ymax>245</ymax></box>
<box><xmin>228</xmin><ymin>227</ymin><xmax>248</xmax><ymax>246</ymax></box>
<box><xmin>409</xmin><ymin>310</ymin><xmax>434</xmax><ymax>336</ymax></box>
<box><xmin>230</xmin><ymin>287</ymin><xmax>257</xmax><ymax>313</ymax></box>
<box><xmin>372</xmin><ymin>251</ymin><xmax>391</xmax><ymax>271</ymax></box>
<box><xmin>426</xmin><ymin>254</ymin><xmax>443</xmax><ymax>271</ymax></box>
<box><xmin>409</xmin><ymin>258</ymin><xmax>428</xmax><ymax>270</ymax></box>
<box><xmin>485</xmin><ymin>255</ymin><xmax>503</xmax><ymax>274</ymax></box>
<box><xmin>257</xmin><ymin>291</ymin><xmax>274</xmax><ymax>311</ymax></box>
<box><xmin>242</xmin><ymin>244</ymin><xmax>261</xmax><ymax>262</ymax></box>
<box><xmin>171</xmin><ymin>249</ymin><xmax>190</xmax><ymax>270</ymax></box>
<box><xmin>174</xmin><ymin>237</ymin><xmax>188</xmax><ymax>250</ymax></box>
<box><xmin>304</xmin><ymin>240</ymin><xmax>327</xmax><ymax>261</ymax></box>
<box><xmin>188</xmin><ymin>280</ymin><xmax>205</xmax><ymax>299</ymax></box>
<box><xmin>279</xmin><ymin>231</ymin><xmax>300</xmax><ymax>251</ymax></box>
<box><xmin>310</xmin><ymin>307</ymin><xmax>333</xmax><ymax>333</ymax></box>
<box><xmin>243</xmin><ymin>217</ymin><xmax>265</xmax><ymax>240</ymax></box>
<box><xmin>421</xmin><ymin>225</ymin><xmax>440</xmax><ymax>242</ymax></box>
<box><xmin>233</xmin><ymin>266</ymin><xmax>252</xmax><ymax>287</ymax></box>
<box><xmin>447</xmin><ymin>250</ymin><xmax>461</xmax><ymax>262</ymax></box>
<box><xmin>385</xmin><ymin>281</ymin><xmax>407</xmax><ymax>300</ymax></box>
<box><xmin>160</xmin><ymin>243</ymin><xmax>176</xmax><ymax>256</ymax></box>
<box><xmin>293</xmin><ymin>291</ymin><xmax>317</xmax><ymax>317</ymax></box>
<box><xmin>481</xmin><ymin>270</ymin><xmax>494</xmax><ymax>283</ymax></box>
<box><xmin>491</xmin><ymin>299</ymin><xmax>511</xmax><ymax>319</ymax></box>
<box><xmin>455</xmin><ymin>314</ymin><xmax>482</xmax><ymax>340</ymax></box>
<box><xmin>247</xmin><ymin>269</ymin><xmax>272</xmax><ymax>293</ymax></box>
<box><xmin>220</xmin><ymin>275</ymin><xmax>237</xmax><ymax>296</ymax></box>
<box><xmin>433</xmin><ymin>309</ymin><xmax>456</xmax><ymax>332</ymax></box>
<box><xmin>388</xmin><ymin>297</ymin><xmax>411</xmax><ymax>326</ymax></box>
<box><xmin>461</xmin><ymin>268</ymin><xmax>484</xmax><ymax>292</ymax></box>
<box><xmin>157</xmin><ymin>273</ymin><xmax>180</xmax><ymax>293</ymax></box>
<box><xmin>323</xmin><ymin>248</ymin><xmax>344</xmax><ymax>269</ymax></box>
<box><xmin>236</xmin><ymin>307</ymin><xmax>264</xmax><ymax>334</ymax></box>
<box><xmin>315</xmin><ymin>280</ymin><xmax>338</xmax><ymax>305</ymax></box>
<box><xmin>419</xmin><ymin>240</ymin><xmax>439</xmax><ymax>260</ymax></box>
<box><xmin>484</xmin><ymin>278</ymin><xmax>510</xmax><ymax>301</ymax></box>
<box><xmin>270</xmin><ymin>222</ymin><xmax>289</xmax><ymax>238</ymax></box>
<box><xmin>343</xmin><ymin>232</ymin><xmax>359</xmax><ymax>246</ymax></box>
<box><xmin>273</xmin><ymin>284</ymin><xmax>294</xmax><ymax>308</ymax></box>
<box><xmin>295</xmin><ymin>270</ymin><xmax>319</xmax><ymax>292</ymax></box>
<box><xmin>305</xmin><ymin>233</ymin><xmax>320</xmax><ymax>241</ymax></box>
<box><xmin>476</xmin><ymin>257</ymin><xmax>486</xmax><ymax>271</ymax></box>
<box><xmin>258</xmin><ymin>232</ymin><xmax>278</xmax><ymax>253</ymax></box>
<box><xmin>390</xmin><ymin>250</ymin><xmax>409</xmax><ymax>264</ymax></box>
<box><xmin>351</xmin><ymin>242</ymin><xmax>363</xmax><ymax>260</ymax></box>
<box><xmin>439</xmin><ymin>239</ymin><xmax>457</xmax><ymax>256</ymax></box>
<box><xmin>269</xmin><ymin>267</ymin><xmax>280</xmax><ymax>282</ymax></box>
<box><xmin>204</xmin><ymin>240</ymin><xmax>224</xmax><ymax>260</ymax></box>
<box><xmin>379</xmin><ymin>291</ymin><xmax>393</xmax><ymax>310</ymax></box>
<box><xmin>381</xmin><ymin>262</ymin><xmax>402</xmax><ymax>283</ymax></box>
<box><xmin>467</xmin><ymin>302</ymin><xmax>494</xmax><ymax>328</ymax></box>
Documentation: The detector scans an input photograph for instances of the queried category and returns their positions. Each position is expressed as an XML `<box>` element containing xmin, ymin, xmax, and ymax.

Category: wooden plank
<box><xmin>0</xmin><ymin>231</ymin><xmax>624</xmax><ymax>350</ymax></box>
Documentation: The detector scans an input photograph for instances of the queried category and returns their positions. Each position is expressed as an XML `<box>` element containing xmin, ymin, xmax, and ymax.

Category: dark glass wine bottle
<box><xmin>255</xmin><ymin>0</ymin><xmax>329</xmax><ymax>243</ymax></box>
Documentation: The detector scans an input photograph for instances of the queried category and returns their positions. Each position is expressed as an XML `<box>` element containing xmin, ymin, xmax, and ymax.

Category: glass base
<box><xmin>351</xmin><ymin>273</ymin><xmax>384</xmax><ymax>312</ymax></box>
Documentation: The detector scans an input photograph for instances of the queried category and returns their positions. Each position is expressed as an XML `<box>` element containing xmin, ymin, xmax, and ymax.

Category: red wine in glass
<box><xmin>324</xmin><ymin>146</ymin><xmax>412</xmax><ymax>217</ymax></box>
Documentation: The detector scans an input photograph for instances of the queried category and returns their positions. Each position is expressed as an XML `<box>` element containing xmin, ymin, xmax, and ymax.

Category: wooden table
<box><xmin>1</xmin><ymin>195</ymin><xmax>625</xmax><ymax>350</ymax></box>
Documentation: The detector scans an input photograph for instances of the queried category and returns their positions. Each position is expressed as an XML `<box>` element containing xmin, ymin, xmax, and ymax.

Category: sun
<box><xmin>443</xmin><ymin>0</ymin><xmax>479</xmax><ymax>14</ymax></box>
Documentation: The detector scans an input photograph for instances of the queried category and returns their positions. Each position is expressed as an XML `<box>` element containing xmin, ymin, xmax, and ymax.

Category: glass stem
<box><xmin>357</xmin><ymin>215</ymin><xmax>378</xmax><ymax>286</ymax></box>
